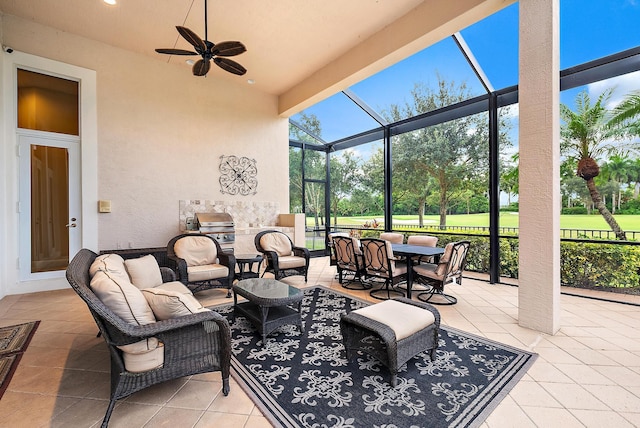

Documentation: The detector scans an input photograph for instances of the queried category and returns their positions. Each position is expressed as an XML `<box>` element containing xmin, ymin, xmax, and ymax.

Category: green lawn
<box><xmin>312</xmin><ymin>213</ymin><xmax>640</xmax><ymax>231</ymax></box>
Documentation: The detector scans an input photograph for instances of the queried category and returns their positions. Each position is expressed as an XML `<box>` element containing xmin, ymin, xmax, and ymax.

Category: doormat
<box><xmin>0</xmin><ymin>321</ymin><xmax>40</xmax><ymax>399</ymax></box>
<box><xmin>213</xmin><ymin>287</ymin><xmax>536</xmax><ymax>428</ymax></box>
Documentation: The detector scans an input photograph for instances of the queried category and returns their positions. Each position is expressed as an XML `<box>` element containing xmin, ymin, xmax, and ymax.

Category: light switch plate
<box><xmin>98</xmin><ymin>200</ymin><xmax>112</xmax><ymax>213</ymax></box>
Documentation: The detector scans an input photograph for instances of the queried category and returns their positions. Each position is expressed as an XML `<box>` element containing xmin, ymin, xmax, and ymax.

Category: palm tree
<box><xmin>609</xmin><ymin>90</ymin><xmax>640</xmax><ymax>138</ymax></box>
<box><xmin>560</xmin><ymin>89</ymin><xmax>631</xmax><ymax>240</ymax></box>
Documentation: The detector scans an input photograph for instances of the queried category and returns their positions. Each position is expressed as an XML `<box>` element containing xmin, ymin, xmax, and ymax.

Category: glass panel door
<box><xmin>304</xmin><ymin>181</ymin><xmax>326</xmax><ymax>251</ymax></box>
<box><xmin>19</xmin><ymin>133</ymin><xmax>81</xmax><ymax>279</ymax></box>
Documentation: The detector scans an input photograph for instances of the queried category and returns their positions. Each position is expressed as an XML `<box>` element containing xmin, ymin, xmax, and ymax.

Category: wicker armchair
<box><xmin>167</xmin><ymin>233</ymin><xmax>236</xmax><ymax>296</ymax></box>
<box><xmin>255</xmin><ymin>230</ymin><xmax>310</xmax><ymax>281</ymax></box>
<box><xmin>66</xmin><ymin>249</ymin><xmax>232</xmax><ymax>428</ymax></box>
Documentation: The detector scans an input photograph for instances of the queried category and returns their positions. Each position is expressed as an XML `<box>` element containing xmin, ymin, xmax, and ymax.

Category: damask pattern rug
<box><xmin>214</xmin><ymin>287</ymin><xmax>535</xmax><ymax>428</ymax></box>
<box><xmin>0</xmin><ymin>321</ymin><xmax>40</xmax><ymax>399</ymax></box>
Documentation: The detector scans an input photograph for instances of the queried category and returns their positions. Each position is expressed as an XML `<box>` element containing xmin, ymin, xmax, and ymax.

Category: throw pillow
<box><xmin>142</xmin><ymin>288</ymin><xmax>210</xmax><ymax>320</ymax></box>
<box><xmin>124</xmin><ymin>255</ymin><xmax>163</xmax><ymax>290</ymax></box>
<box><xmin>90</xmin><ymin>270</ymin><xmax>156</xmax><ymax>326</ymax></box>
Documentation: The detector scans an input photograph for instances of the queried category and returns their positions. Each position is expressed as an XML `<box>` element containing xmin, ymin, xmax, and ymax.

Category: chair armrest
<box><xmin>168</xmin><ymin>255</ymin><xmax>189</xmax><ymax>284</ymax></box>
<box><xmin>262</xmin><ymin>250</ymin><xmax>280</xmax><ymax>268</ymax></box>
<box><xmin>292</xmin><ymin>246</ymin><xmax>310</xmax><ymax>260</ymax></box>
<box><xmin>105</xmin><ymin>309</ymin><xmax>230</xmax><ymax>345</ymax></box>
<box><xmin>218</xmin><ymin>252</ymin><xmax>236</xmax><ymax>271</ymax></box>
<box><xmin>160</xmin><ymin>267</ymin><xmax>177</xmax><ymax>282</ymax></box>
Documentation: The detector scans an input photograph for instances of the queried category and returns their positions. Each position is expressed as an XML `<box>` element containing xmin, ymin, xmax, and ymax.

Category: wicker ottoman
<box><xmin>340</xmin><ymin>297</ymin><xmax>440</xmax><ymax>387</ymax></box>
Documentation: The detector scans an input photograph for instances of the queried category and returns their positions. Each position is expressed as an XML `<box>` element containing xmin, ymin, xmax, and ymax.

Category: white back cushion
<box><xmin>142</xmin><ymin>288</ymin><xmax>210</xmax><ymax>320</ymax></box>
<box><xmin>174</xmin><ymin>236</ymin><xmax>217</xmax><ymax>266</ymax></box>
<box><xmin>90</xmin><ymin>270</ymin><xmax>156</xmax><ymax>325</ymax></box>
<box><xmin>260</xmin><ymin>232</ymin><xmax>292</xmax><ymax>256</ymax></box>
<box><xmin>125</xmin><ymin>255</ymin><xmax>163</xmax><ymax>290</ymax></box>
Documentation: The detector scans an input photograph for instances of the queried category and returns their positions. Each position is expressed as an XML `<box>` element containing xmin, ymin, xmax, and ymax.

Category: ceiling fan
<box><xmin>155</xmin><ymin>0</ymin><xmax>247</xmax><ymax>77</ymax></box>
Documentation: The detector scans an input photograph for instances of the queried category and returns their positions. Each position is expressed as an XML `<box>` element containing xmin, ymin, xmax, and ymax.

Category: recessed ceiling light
<box><xmin>103</xmin><ymin>0</ymin><xmax>117</xmax><ymax>5</ymax></box>
<box><xmin>186</xmin><ymin>59</ymin><xmax>195</xmax><ymax>65</ymax></box>
<box><xmin>247</xmin><ymin>79</ymin><xmax>255</xmax><ymax>85</ymax></box>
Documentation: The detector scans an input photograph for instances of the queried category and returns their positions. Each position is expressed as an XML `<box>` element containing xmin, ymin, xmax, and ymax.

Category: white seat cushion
<box><xmin>142</xmin><ymin>288</ymin><xmax>210</xmax><ymax>320</ymax></box>
<box><xmin>353</xmin><ymin>300</ymin><xmax>435</xmax><ymax>341</ymax></box>
<box><xmin>187</xmin><ymin>264</ymin><xmax>229</xmax><ymax>282</ymax></box>
<box><xmin>277</xmin><ymin>255</ymin><xmax>306</xmax><ymax>269</ymax></box>
<box><xmin>174</xmin><ymin>236</ymin><xmax>218</xmax><ymax>266</ymax></box>
<box><xmin>124</xmin><ymin>255</ymin><xmax>163</xmax><ymax>289</ymax></box>
<box><xmin>154</xmin><ymin>281</ymin><xmax>193</xmax><ymax>295</ymax></box>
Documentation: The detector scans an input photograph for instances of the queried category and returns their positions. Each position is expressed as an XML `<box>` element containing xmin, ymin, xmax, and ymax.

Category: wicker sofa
<box><xmin>66</xmin><ymin>249</ymin><xmax>231</xmax><ymax>427</ymax></box>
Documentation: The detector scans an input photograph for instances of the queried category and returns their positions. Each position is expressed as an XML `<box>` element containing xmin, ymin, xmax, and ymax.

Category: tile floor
<box><xmin>1</xmin><ymin>256</ymin><xmax>640</xmax><ymax>427</ymax></box>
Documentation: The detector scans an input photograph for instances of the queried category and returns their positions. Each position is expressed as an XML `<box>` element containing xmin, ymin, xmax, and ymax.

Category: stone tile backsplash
<box><xmin>179</xmin><ymin>200</ymin><xmax>280</xmax><ymax>231</ymax></box>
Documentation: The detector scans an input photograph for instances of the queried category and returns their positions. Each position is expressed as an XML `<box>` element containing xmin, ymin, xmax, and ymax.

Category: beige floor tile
<box><xmin>540</xmin><ymin>382</ymin><xmax>609</xmax><ymax>410</ymax></box>
<box><xmin>195</xmin><ymin>411</ymin><xmax>249</xmax><ymax>427</ymax></box>
<box><xmin>244</xmin><ymin>414</ymin><xmax>274</xmax><ymax>428</ymax></box>
<box><xmin>526</xmin><ymin>361</ymin><xmax>573</xmax><ymax>383</ymax></box>
<box><xmin>124</xmin><ymin>378</ymin><xmax>188</xmax><ymax>405</ymax></box>
<box><xmin>592</xmin><ymin>365</ymin><xmax>640</xmax><ymax>387</ymax></box>
<box><xmin>582</xmin><ymin>384</ymin><xmax>640</xmax><ymax>413</ymax></box>
<box><xmin>570</xmin><ymin>409</ymin><xmax>637</xmax><ymax>428</ymax></box>
<box><xmin>143</xmin><ymin>406</ymin><xmax>204</xmax><ymax>427</ymax></box>
<box><xmin>207</xmin><ymin>382</ymin><xmax>255</xmax><ymax>414</ymax></box>
<box><xmin>520</xmin><ymin>406</ymin><xmax>585</xmax><ymax>427</ymax></box>
<box><xmin>98</xmin><ymin>402</ymin><xmax>161</xmax><ymax>428</ymax></box>
<box><xmin>165</xmin><ymin>379</ymin><xmax>222</xmax><ymax>410</ymax></box>
<box><xmin>484</xmin><ymin>403</ymin><xmax>536</xmax><ymax>428</ymax></box>
<box><xmin>508</xmin><ymin>380</ymin><xmax>563</xmax><ymax>408</ymax></box>
<box><xmin>553</xmin><ymin>363</ymin><xmax>616</xmax><ymax>386</ymax></box>
<box><xmin>49</xmin><ymin>398</ymin><xmax>109</xmax><ymax>428</ymax></box>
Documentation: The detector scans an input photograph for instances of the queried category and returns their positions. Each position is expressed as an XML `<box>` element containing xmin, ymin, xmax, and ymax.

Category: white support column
<box><xmin>518</xmin><ymin>0</ymin><xmax>561</xmax><ymax>334</ymax></box>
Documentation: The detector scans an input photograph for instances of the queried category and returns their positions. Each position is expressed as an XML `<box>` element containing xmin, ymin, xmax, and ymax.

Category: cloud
<box><xmin>588</xmin><ymin>70</ymin><xmax>640</xmax><ymax>108</ymax></box>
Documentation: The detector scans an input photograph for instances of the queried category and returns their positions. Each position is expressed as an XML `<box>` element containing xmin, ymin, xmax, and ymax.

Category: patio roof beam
<box><xmin>342</xmin><ymin>89</ymin><xmax>389</xmax><ymax>126</ymax></box>
<box><xmin>452</xmin><ymin>32</ymin><xmax>494</xmax><ymax>93</ymax></box>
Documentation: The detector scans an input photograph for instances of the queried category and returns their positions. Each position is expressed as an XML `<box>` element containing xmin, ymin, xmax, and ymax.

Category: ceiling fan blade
<box><xmin>212</xmin><ymin>41</ymin><xmax>247</xmax><ymax>57</ymax></box>
<box><xmin>214</xmin><ymin>57</ymin><xmax>247</xmax><ymax>76</ymax></box>
<box><xmin>193</xmin><ymin>59</ymin><xmax>211</xmax><ymax>76</ymax></box>
<box><xmin>155</xmin><ymin>48</ymin><xmax>198</xmax><ymax>56</ymax></box>
<box><xmin>176</xmin><ymin>26</ymin><xmax>207</xmax><ymax>52</ymax></box>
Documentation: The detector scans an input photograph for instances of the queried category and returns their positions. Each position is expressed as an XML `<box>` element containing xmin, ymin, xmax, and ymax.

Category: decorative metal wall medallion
<box><xmin>219</xmin><ymin>155</ymin><xmax>258</xmax><ymax>195</ymax></box>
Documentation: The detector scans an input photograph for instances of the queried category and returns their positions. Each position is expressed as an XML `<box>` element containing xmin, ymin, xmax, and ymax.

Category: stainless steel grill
<box><xmin>195</xmin><ymin>212</ymin><xmax>235</xmax><ymax>251</ymax></box>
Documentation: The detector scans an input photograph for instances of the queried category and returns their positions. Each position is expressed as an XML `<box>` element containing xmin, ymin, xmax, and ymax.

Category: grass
<box><xmin>311</xmin><ymin>213</ymin><xmax>640</xmax><ymax>231</ymax></box>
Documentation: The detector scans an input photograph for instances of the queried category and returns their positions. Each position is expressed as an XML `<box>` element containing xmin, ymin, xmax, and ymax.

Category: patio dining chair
<box><xmin>379</xmin><ymin>232</ymin><xmax>404</xmax><ymax>244</ymax></box>
<box><xmin>413</xmin><ymin>240</ymin><xmax>470</xmax><ymax>305</ymax></box>
<box><xmin>360</xmin><ymin>238</ymin><xmax>407</xmax><ymax>300</ymax></box>
<box><xmin>333</xmin><ymin>235</ymin><xmax>369</xmax><ymax>290</ymax></box>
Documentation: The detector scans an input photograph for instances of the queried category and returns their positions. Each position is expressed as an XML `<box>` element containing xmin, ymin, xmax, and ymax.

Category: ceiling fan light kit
<box><xmin>155</xmin><ymin>0</ymin><xmax>247</xmax><ymax>77</ymax></box>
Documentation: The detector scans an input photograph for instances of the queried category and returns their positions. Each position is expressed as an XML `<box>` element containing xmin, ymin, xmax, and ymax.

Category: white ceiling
<box><xmin>0</xmin><ymin>0</ymin><xmax>427</xmax><ymax>96</ymax></box>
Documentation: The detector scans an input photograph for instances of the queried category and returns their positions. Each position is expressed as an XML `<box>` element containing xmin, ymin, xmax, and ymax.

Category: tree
<box><xmin>288</xmin><ymin>112</ymin><xmax>326</xmax><ymax>229</ymax></box>
<box><xmin>383</xmin><ymin>78</ymin><xmax>510</xmax><ymax>227</ymax></box>
<box><xmin>560</xmin><ymin>89</ymin><xmax>634</xmax><ymax>240</ymax></box>
<box><xmin>609</xmin><ymin>90</ymin><xmax>640</xmax><ymax>138</ymax></box>
<box><xmin>329</xmin><ymin>151</ymin><xmax>361</xmax><ymax>225</ymax></box>
<box><xmin>500</xmin><ymin>154</ymin><xmax>519</xmax><ymax>207</ymax></box>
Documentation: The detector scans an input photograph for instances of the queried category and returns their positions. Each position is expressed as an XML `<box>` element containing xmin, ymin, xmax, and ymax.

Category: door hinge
<box><xmin>16</xmin><ymin>257</ymin><xmax>20</xmax><ymax>269</ymax></box>
<box><xmin>16</xmin><ymin>201</ymin><xmax>21</xmax><ymax>213</ymax></box>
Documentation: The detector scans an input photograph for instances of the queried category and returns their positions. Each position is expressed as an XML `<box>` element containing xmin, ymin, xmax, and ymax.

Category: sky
<box><xmin>291</xmin><ymin>0</ymin><xmax>640</xmax><ymax>146</ymax></box>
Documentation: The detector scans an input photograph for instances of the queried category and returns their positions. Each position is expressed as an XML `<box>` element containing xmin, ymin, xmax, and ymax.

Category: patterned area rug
<box><xmin>0</xmin><ymin>321</ymin><xmax>40</xmax><ymax>399</ymax></box>
<box><xmin>214</xmin><ymin>287</ymin><xmax>536</xmax><ymax>428</ymax></box>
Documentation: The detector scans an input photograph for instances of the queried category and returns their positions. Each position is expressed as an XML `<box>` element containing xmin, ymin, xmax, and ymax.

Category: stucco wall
<box><xmin>1</xmin><ymin>15</ymin><xmax>289</xmax><ymax>251</ymax></box>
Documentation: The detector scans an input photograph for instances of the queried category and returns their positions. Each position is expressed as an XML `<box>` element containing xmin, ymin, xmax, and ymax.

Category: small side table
<box><xmin>235</xmin><ymin>253</ymin><xmax>263</xmax><ymax>281</ymax></box>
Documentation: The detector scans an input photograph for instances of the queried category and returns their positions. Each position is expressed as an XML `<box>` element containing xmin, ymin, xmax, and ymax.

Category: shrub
<box><xmin>560</xmin><ymin>242</ymin><xmax>640</xmax><ymax>289</ymax></box>
<box><xmin>561</xmin><ymin>206</ymin><xmax>588</xmax><ymax>214</ymax></box>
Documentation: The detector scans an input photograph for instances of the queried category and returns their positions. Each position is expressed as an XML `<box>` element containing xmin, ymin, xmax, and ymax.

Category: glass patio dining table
<box><xmin>391</xmin><ymin>243</ymin><xmax>445</xmax><ymax>299</ymax></box>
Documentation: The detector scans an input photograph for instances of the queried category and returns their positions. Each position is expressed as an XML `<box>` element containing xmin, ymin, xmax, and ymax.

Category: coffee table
<box><xmin>232</xmin><ymin>278</ymin><xmax>304</xmax><ymax>345</ymax></box>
